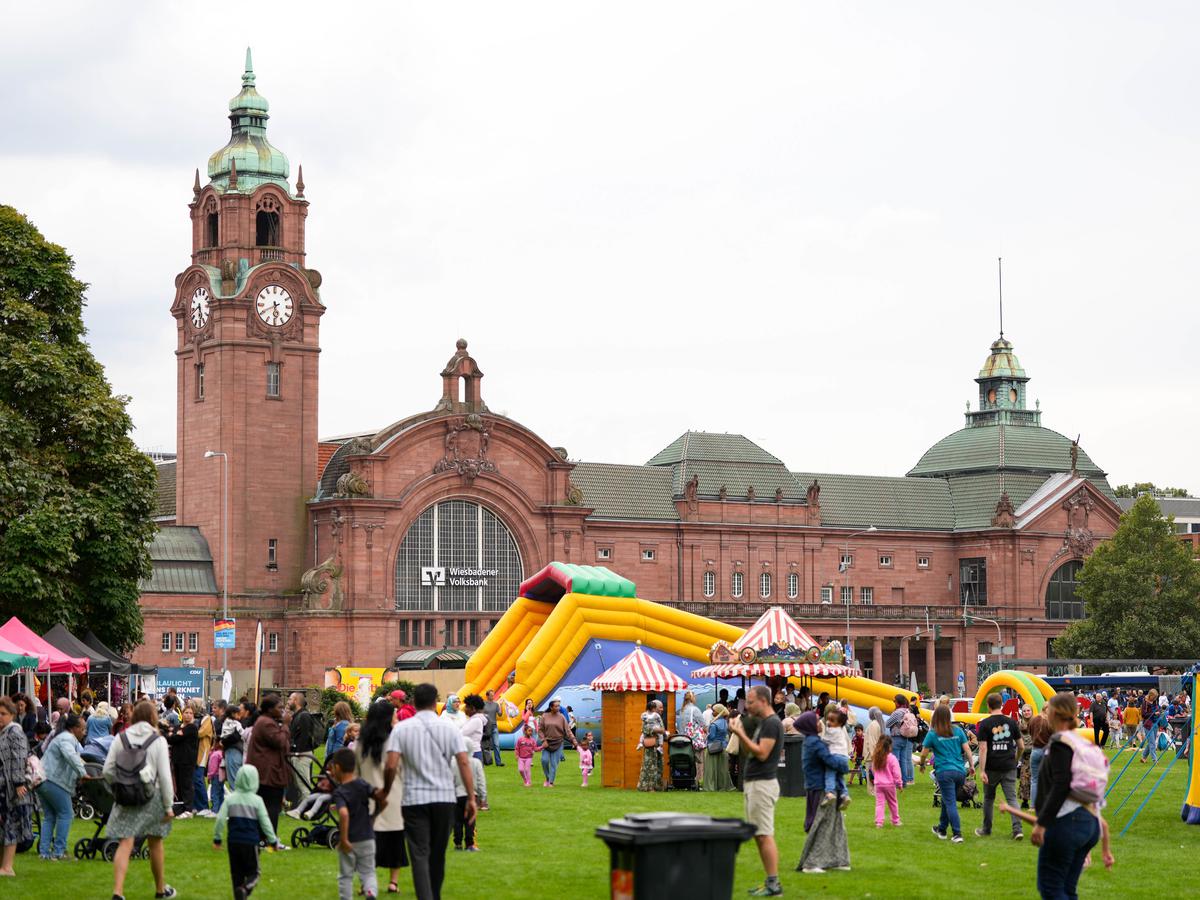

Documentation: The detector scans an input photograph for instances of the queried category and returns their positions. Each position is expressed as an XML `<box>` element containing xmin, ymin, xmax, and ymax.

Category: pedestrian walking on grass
<box><xmin>728</xmin><ymin>685</ymin><xmax>784</xmax><ymax>896</ymax></box>
<box><xmin>379</xmin><ymin>683</ymin><xmax>475</xmax><ymax>900</ymax></box>
<box><xmin>330</xmin><ymin>748</ymin><xmax>378</xmax><ymax>900</ymax></box>
<box><xmin>976</xmin><ymin>692</ymin><xmax>1024</xmax><ymax>840</ymax></box>
<box><xmin>103</xmin><ymin>700</ymin><xmax>177</xmax><ymax>900</ymax></box>
<box><xmin>212</xmin><ymin>763</ymin><xmax>277</xmax><ymax>900</ymax></box>
<box><xmin>917</xmin><ymin>705</ymin><xmax>974</xmax><ymax>844</ymax></box>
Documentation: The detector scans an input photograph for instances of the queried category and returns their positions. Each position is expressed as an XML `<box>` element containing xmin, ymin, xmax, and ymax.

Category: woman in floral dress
<box><xmin>0</xmin><ymin>697</ymin><xmax>33</xmax><ymax>877</ymax></box>
<box><xmin>637</xmin><ymin>698</ymin><xmax>665</xmax><ymax>792</ymax></box>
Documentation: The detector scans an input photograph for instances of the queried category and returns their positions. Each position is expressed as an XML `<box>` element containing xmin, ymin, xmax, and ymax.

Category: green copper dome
<box><xmin>207</xmin><ymin>48</ymin><xmax>290</xmax><ymax>193</ymax></box>
<box><xmin>908</xmin><ymin>424</ymin><xmax>1103</xmax><ymax>479</ymax></box>
<box><xmin>978</xmin><ymin>337</ymin><xmax>1026</xmax><ymax>380</ymax></box>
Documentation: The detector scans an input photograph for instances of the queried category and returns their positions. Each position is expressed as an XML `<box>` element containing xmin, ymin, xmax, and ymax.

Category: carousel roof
<box><xmin>590</xmin><ymin>646</ymin><xmax>688</xmax><ymax>692</ymax></box>
<box><xmin>691</xmin><ymin>661</ymin><xmax>855</xmax><ymax>679</ymax></box>
<box><xmin>732</xmin><ymin>606</ymin><xmax>819</xmax><ymax>652</ymax></box>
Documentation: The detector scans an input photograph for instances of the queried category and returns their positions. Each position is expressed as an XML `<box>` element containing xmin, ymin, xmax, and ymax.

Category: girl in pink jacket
<box><xmin>872</xmin><ymin>735</ymin><xmax>904</xmax><ymax>827</ymax></box>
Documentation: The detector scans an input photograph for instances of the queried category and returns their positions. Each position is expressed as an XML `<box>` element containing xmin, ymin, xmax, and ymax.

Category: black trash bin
<box><xmin>777</xmin><ymin>734</ymin><xmax>805</xmax><ymax>797</ymax></box>
<box><xmin>596</xmin><ymin>812</ymin><xmax>757</xmax><ymax>900</ymax></box>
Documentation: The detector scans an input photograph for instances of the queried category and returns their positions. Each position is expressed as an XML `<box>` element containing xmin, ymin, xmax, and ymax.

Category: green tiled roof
<box><xmin>647</xmin><ymin>432</ymin><xmax>784</xmax><ymax>466</ymax></box>
<box><xmin>945</xmin><ymin>473</ymin><xmax>1048</xmax><ymax>530</ymax></box>
<box><xmin>791</xmin><ymin>472</ymin><xmax>955</xmax><ymax>530</ymax></box>
<box><xmin>140</xmin><ymin>526</ymin><xmax>218</xmax><ymax>594</ymax></box>
<box><xmin>570</xmin><ymin>463</ymin><xmax>679</xmax><ymax>520</ymax></box>
<box><xmin>154</xmin><ymin>462</ymin><xmax>176</xmax><ymax>519</ymax></box>
<box><xmin>908</xmin><ymin>424</ymin><xmax>1104</xmax><ymax>479</ymax></box>
<box><xmin>648</xmin><ymin>432</ymin><xmax>802</xmax><ymax>500</ymax></box>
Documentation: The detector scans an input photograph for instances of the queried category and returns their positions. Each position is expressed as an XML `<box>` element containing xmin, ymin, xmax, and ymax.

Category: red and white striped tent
<box><xmin>692</xmin><ymin>606</ymin><xmax>854</xmax><ymax>679</ymax></box>
<box><xmin>590</xmin><ymin>646</ymin><xmax>688</xmax><ymax>692</ymax></box>
<box><xmin>733</xmin><ymin>606</ymin><xmax>819</xmax><ymax>652</ymax></box>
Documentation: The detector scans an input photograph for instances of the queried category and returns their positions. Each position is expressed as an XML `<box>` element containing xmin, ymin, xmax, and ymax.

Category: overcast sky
<box><xmin>3</xmin><ymin>3</ymin><xmax>1197</xmax><ymax>491</ymax></box>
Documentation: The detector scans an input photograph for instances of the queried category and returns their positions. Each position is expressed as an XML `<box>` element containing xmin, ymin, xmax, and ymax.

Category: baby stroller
<box><xmin>73</xmin><ymin>763</ymin><xmax>149</xmax><ymax>861</ymax></box>
<box><xmin>930</xmin><ymin>769</ymin><xmax>981</xmax><ymax>810</ymax></box>
<box><xmin>76</xmin><ymin>736</ymin><xmax>114</xmax><ymax>820</ymax></box>
<box><xmin>667</xmin><ymin>734</ymin><xmax>698</xmax><ymax>790</ymax></box>
<box><xmin>288</xmin><ymin>756</ymin><xmax>340</xmax><ymax>850</ymax></box>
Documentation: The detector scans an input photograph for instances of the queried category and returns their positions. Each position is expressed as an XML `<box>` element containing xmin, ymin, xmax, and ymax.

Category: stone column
<box><xmin>872</xmin><ymin>637</ymin><xmax>884</xmax><ymax>683</ymax></box>
<box><xmin>899</xmin><ymin>637</ymin><xmax>910</xmax><ymax>686</ymax></box>
<box><xmin>926</xmin><ymin>636</ymin><xmax>937</xmax><ymax>695</ymax></box>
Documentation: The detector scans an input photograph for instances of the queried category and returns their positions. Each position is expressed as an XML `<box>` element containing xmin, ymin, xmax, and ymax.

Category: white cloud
<box><xmin>2</xmin><ymin>2</ymin><xmax>1198</xmax><ymax>490</ymax></box>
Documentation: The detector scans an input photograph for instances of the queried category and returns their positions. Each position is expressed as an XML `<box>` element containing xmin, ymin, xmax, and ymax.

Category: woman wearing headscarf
<box><xmin>1017</xmin><ymin>703</ymin><xmax>1034</xmax><ymax>808</ymax></box>
<box><xmin>701</xmin><ymin>705</ymin><xmax>734</xmax><ymax>792</ymax></box>
<box><xmin>86</xmin><ymin>700</ymin><xmax>115</xmax><ymax>742</ymax></box>
<box><xmin>678</xmin><ymin>691</ymin><xmax>706</xmax><ymax>782</ymax></box>
<box><xmin>637</xmin><ymin>698</ymin><xmax>665</xmax><ymax>792</ymax></box>
<box><xmin>782</xmin><ymin>704</ymin><xmax>803</xmax><ymax>734</ymax></box>
<box><xmin>796</xmin><ymin>711</ymin><xmax>851</xmax><ymax>874</ymax></box>
<box><xmin>440</xmin><ymin>694</ymin><xmax>467</xmax><ymax>727</ymax></box>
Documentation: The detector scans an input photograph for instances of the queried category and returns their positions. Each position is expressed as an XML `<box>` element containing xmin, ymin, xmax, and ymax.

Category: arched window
<box><xmin>1045</xmin><ymin>560</ymin><xmax>1085</xmax><ymax>620</ymax></box>
<box><xmin>255</xmin><ymin>195</ymin><xmax>281</xmax><ymax>246</ymax></box>
<box><xmin>702</xmin><ymin>571</ymin><xmax>715</xmax><ymax>598</ymax></box>
<box><xmin>394</xmin><ymin>500</ymin><xmax>523</xmax><ymax>613</ymax></box>
<box><xmin>786</xmin><ymin>572</ymin><xmax>799</xmax><ymax>599</ymax></box>
<box><xmin>760</xmin><ymin>572</ymin><xmax>771</xmax><ymax>599</ymax></box>
<box><xmin>731</xmin><ymin>571</ymin><xmax>744</xmax><ymax>599</ymax></box>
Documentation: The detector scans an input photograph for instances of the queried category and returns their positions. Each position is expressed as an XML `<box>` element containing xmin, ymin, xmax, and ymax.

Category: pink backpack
<box><xmin>1053</xmin><ymin>730</ymin><xmax>1109</xmax><ymax>805</ymax></box>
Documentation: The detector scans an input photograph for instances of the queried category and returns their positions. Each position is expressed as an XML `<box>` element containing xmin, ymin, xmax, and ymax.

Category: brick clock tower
<box><xmin>172</xmin><ymin>50</ymin><xmax>323</xmax><ymax>627</ymax></box>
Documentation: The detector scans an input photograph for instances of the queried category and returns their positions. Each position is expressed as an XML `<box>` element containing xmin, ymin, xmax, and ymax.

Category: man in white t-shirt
<box><xmin>379</xmin><ymin>684</ymin><xmax>474</xmax><ymax>900</ymax></box>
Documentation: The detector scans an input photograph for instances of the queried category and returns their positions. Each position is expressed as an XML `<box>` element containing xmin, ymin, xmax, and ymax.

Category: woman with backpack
<box><xmin>0</xmin><ymin>696</ymin><xmax>33</xmax><ymax>877</ymax></box>
<box><xmin>102</xmin><ymin>699</ymin><xmax>177</xmax><ymax>900</ymax></box>
<box><xmin>1032</xmin><ymin>692</ymin><xmax>1109</xmax><ymax>899</ymax></box>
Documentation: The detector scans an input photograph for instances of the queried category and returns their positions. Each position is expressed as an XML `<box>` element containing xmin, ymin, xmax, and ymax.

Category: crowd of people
<box><xmin>0</xmin><ymin>677</ymin><xmax>1192</xmax><ymax>898</ymax></box>
<box><xmin>0</xmin><ymin>681</ymin><xmax>607</xmax><ymax>899</ymax></box>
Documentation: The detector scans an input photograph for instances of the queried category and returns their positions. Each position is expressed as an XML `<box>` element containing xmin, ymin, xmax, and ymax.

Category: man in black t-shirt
<box><xmin>975</xmin><ymin>692</ymin><xmax>1025</xmax><ymax>839</ymax></box>
<box><xmin>729</xmin><ymin>685</ymin><xmax>784</xmax><ymax>897</ymax></box>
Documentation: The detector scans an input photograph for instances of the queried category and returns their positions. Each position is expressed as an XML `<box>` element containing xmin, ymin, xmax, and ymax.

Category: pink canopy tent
<box><xmin>0</xmin><ymin>634</ymin><xmax>48</xmax><ymax>668</ymax></box>
<box><xmin>0</xmin><ymin>617</ymin><xmax>89</xmax><ymax>673</ymax></box>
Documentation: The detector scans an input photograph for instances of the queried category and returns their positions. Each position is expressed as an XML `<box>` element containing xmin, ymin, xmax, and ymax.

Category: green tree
<box><xmin>0</xmin><ymin>206</ymin><xmax>156</xmax><ymax>652</ymax></box>
<box><xmin>1113</xmin><ymin>482</ymin><xmax>1190</xmax><ymax>498</ymax></box>
<box><xmin>1054</xmin><ymin>493</ymin><xmax>1200</xmax><ymax>659</ymax></box>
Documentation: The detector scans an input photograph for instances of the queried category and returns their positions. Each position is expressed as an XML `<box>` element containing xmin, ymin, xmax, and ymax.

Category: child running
<box><xmin>851</xmin><ymin>724</ymin><xmax>866</xmax><ymax>785</ymax></box>
<box><xmin>578</xmin><ymin>732</ymin><xmax>595</xmax><ymax>787</ymax></box>
<box><xmin>819</xmin><ymin>706</ymin><xmax>852</xmax><ymax>808</ymax></box>
<box><xmin>871</xmin><ymin>734</ymin><xmax>903</xmax><ymax>827</ymax></box>
<box><xmin>515</xmin><ymin>724</ymin><xmax>537</xmax><ymax>787</ymax></box>
<box><xmin>212</xmin><ymin>763</ymin><xmax>277</xmax><ymax>900</ymax></box>
<box><xmin>329</xmin><ymin>748</ymin><xmax>378</xmax><ymax>900</ymax></box>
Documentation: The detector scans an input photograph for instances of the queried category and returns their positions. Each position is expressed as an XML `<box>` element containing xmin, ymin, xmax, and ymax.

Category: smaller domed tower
<box><xmin>966</xmin><ymin>336</ymin><xmax>1040</xmax><ymax>428</ymax></box>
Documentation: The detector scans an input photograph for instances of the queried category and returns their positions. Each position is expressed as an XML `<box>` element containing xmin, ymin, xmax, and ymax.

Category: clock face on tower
<box><xmin>255</xmin><ymin>284</ymin><xmax>294</xmax><ymax>327</ymax></box>
<box><xmin>190</xmin><ymin>287</ymin><xmax>210</xmax><ymax>328</ymax></box>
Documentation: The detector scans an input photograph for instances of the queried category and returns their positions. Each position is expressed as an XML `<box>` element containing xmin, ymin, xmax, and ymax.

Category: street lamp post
<box><xmin>840</xmin><ymin>525</ymin><xmax>877</xmax><ymax>668</ymax></box>
<box><xmin>204</xmin><ymin>450</ymin><xmax>229</xmax><ymax>674</ymax></box>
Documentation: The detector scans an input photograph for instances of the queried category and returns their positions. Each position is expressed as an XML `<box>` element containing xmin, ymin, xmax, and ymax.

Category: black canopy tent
<box><xmin>41</xmin><ymin>623</ymin><xmax>110</xmax><ymax>705</ymax></box>
<box><xmin>81</xmin><ymin>631</ymin><xmax>132</xmax><ymax>676</ymax></box>
<box><xmin>83</xmin><ymin>631</ymin><xmax>156</xmax><ymax>699</ymax></box>
<box><xmin>42</xmin><ymin>624</ymin><xmax>110</xmax><ymax>673</ymax></box>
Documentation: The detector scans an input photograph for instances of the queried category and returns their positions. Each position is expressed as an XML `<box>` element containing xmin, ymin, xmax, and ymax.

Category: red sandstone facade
<box><xmin>134</xmin><ymin>61</ymin><xmax>1125</xmax><ymax>698</ymax></box>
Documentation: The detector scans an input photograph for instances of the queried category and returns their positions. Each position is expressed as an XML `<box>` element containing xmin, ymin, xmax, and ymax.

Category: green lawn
<box><xmin>11</xmin><ymin>747</ymin><xmax>1198</xmax><ymax>899</ymax></box>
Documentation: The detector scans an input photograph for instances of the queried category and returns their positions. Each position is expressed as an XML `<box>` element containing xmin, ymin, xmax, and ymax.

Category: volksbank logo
<box><xmin>421</xmin><ymin>566</ymin><xmax>499</xmax><ymax>588</ymax></box>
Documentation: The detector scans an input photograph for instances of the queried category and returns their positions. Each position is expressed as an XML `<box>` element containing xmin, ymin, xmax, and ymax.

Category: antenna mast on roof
<box><xmin>998</xmin><ymin>257</ymin><xmax>1004</xmax><ymax>338</ymax></box>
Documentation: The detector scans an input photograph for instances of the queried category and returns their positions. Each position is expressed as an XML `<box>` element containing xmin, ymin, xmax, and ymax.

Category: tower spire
<box><xmin>998</xmin><ymin>256</ymin><xmax>1004</xmax><ymax>338</ymax></box>
<box><xmin>243</xmin><ymin>47</ymin><xmax>255</xmax><ymax>87</ymax></box>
